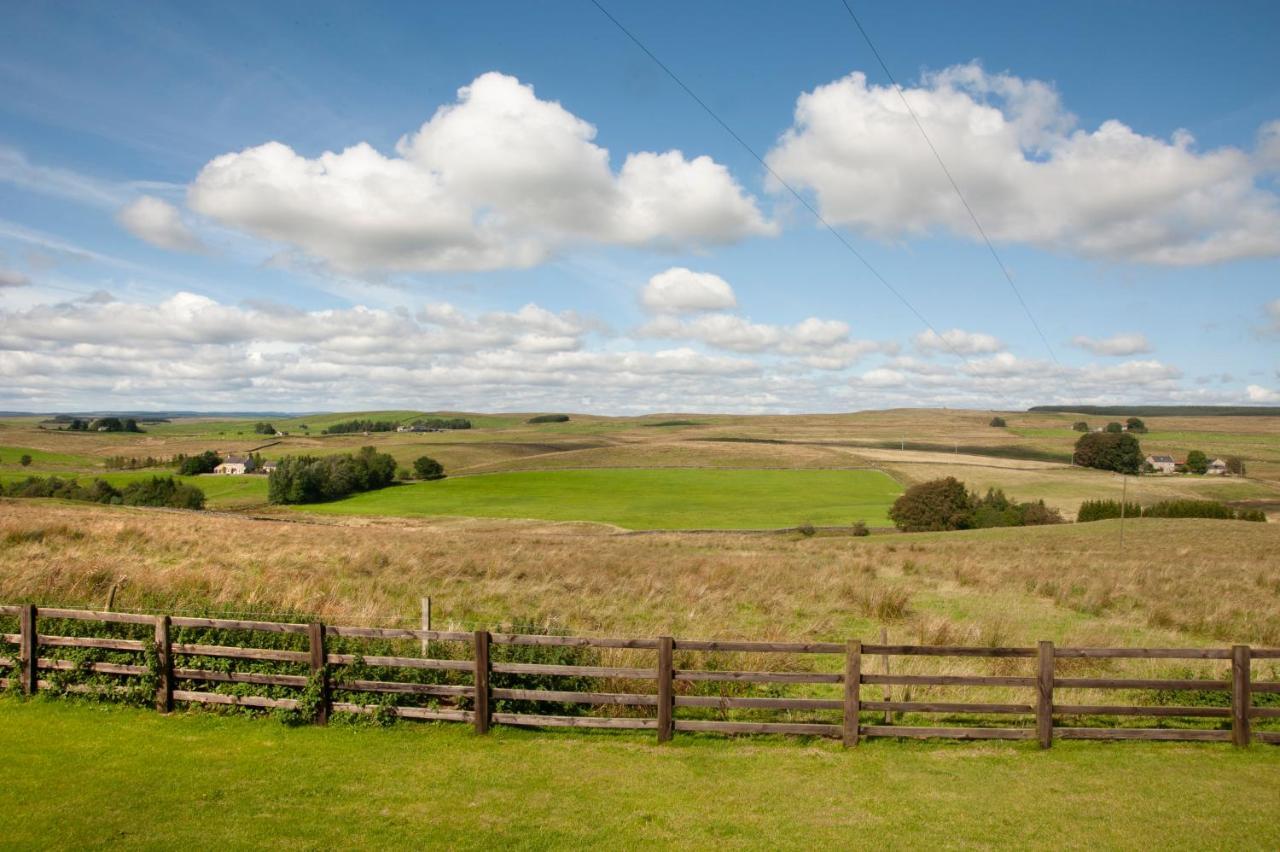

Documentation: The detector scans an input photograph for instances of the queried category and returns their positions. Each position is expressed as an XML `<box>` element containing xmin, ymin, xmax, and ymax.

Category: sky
<box><xmin>1</xmin><ymin>0</ymin><xmax>1278</xmax><ymax>414</ymax></box>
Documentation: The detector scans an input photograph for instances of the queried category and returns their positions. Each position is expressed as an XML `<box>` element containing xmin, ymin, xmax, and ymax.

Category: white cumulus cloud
<box><xmin>1069</xmin><ymin>332</ymin><xmax>1152</xmax><ymax>356</ymax></box>
<box><xmin>1246</xmin><ymin>384</ymin><xmax>1280</xmax><ymax>403</ymax></box>
<box><xmin>117</xmin><ymin>196</ymin><xmax>205</xmax><ymax>252</ymax></box>
<box><xmin>641</xmin><ymin>267</ymin><xmax>738</xmax><ymax>314</ymax></box>
<box><xmin>766</xmin><ymin>63</ymin><xmax>1280</xmax><ymax>265</ymax></box>
<box><xmin>188</xmin><ymin>72</ymin><xmax>773</xmax><ymax>273</ymax></box>
<box><xmin>915</xmin><ymin>328</ymin><xmax>1004</xmax><ymax>355</ymax></box>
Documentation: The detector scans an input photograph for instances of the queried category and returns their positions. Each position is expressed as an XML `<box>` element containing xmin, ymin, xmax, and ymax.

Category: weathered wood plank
<box><xmin>657</xmin><ymin>636</ymin><xmax>673</xmax><ymax>743</ymax></box>
<box><xmin>173</xmin><ymin>668</ymin><xmax>309</xmax><ymax>688</ymax></box>
<box><xmin>492</xmin><ymin>662</ymin><xmax>655</xmax><ymax>679</ymax></box>
<box><xmin>1</xmin><ymin>634</ymin><xmax>19</xmax><ymax>645</ymax></box>
<box><xmin>331</xmin><ymin>702</ymin><xmax>473</xmax><ymax>722</ymax></box>
<box><xmin>19</xmin><ymin>604</ymin><xmax>36</xmax><ymax>695</ymax></box>
<box><xmin>37</xmin><ymin>659</ymin><xmax>148</xmax><ymax>675</ymax></box>
<box><xmin>1232</xmin><ymin>644</ymin><xmax>1251</xmax><ymax>747</ymax></box>
<box><xmin>674</xmin><ymin>720</ymin><xmax>842</xmax><ymax>737</ymax></box>
<box><xmin>844</xmin><ymin>639</ymin><xmax>860</xmax><ymax>747</ymax></box>
<box><xmin>172</xmin><ymin>689</ymin><xmax>300</xmax><ymax>710</ymax></box>
<box><xmin>1254</xmin><ymin>730</ymin><xmax>1280</xmax><ymax>744</ymax></box>
<box><xmin>861</xmin><ymin>700</ymin><xmax>1034</xmax><ymax>715</ymax></box>
<box><xmin>1037</xmin><ymin>640</ymin><xmax>1054</xmax><ymax>749</ymax></box>
<box><xmin>36</xmin><ymin>681</ymin><xmax>133</xmax><ymax>695</ymax></box>
<box><xmin>1251</xmin><ymin>648</ymin><xmax>1280</xmax><ymax>660</ymax></box>
<box><xmin>473</xmin><ymin>630</ymin><xmax>490</xmax><ymax>735</ymax></box>
<box><xmin>39</xmin><ymin>608</ymin><xmax>156</xmax><ymax>625</ymax></box>
<box><xmin>170</xmin><ymin>616</ymin><xmax>309</xmax><ymax>634</ymax></box>
<box><xmin>334</xmin><ymin>679</ymin><xmax>472</xmax><ymax>697</ymax></box>
<box><xmin>861</xmin><ymin>725</ymin><xmax>1035</xmax><ymax>740</ymax></box>
<box><xmin>1249</xmin><ymin>707</ymin><xmax>1280</xmax><ymax>719</ymax></box>
<box><xmin>38</xmin><ymin>635</ymin><xmax>146</xmax><ymax>652</ymax></box>
<box><xmin>492</xmin><ymin>633</ymin><xmax>660</xmax><ymax>650</ymax></box>
<box><xmin>326</xmin><ymin>625</ymin><xmax>472</xmax><ymax>642</ymax></box>
<box><xmin>1056</xmin><ymin>727</ymin><xmax>1232</xmax><ymax>742</ymax></box>
<box><xmin>674</xmin><ymin>670</ymin><xmax>841</xmax><ymax>684</ymax></box>
<box><xmin>1054</xmin><ymin>704</ymin><xmax>1231</xmax><ymax>718</ymax></box>
<box><xmin>309</xmin><ymin>622</ymin><xmax>328</xmax><ymax>725</ymax></box>
<box><xmin>675</xmin><ymin>695</ymin><xmax>842</xmax><ymax>710</ymax></box>
<box><xmin>155</xmin><ymin>615</ymin><xmax>172</xmax><ymax>713</ymax></box>
<box><xmin>491</xmin><ymin>688</ymin><xmax>659</xmax><ymax>706</ymax></box>
<box><xmin>1252</xmin><ymin>682</ymin><xmax>1280</xmax><ymax>694</ymax></box>
<box><xmin>172</xmin><ymin>643</ymin><xmax>309</xmax><ymax>663</ymax></box>
<box><xmin>494</xmin><ymin>713</ymin><xmax>658</xmax><ymax>730</ymax></box>
<box><xmin>0</xmin><ymin>605</ymin><xmax>21</xmax><ymax>616</ymax></box>
<box><xmin>861</xmin><ymin>644</ymin><xmax>1035</xmax><ymax>658</ymax></box>
<box><xmin>862</xmin><ymin>674</ymin><xmax>1034</xmax><ymax>687</ymax></box>
<box><xmin>1054</xmin><ymin>677</ymin><xmax>1230</xmax><ymax>690</ymax></box>
<box><xmin>325</xmin><ymin>653</ymin><xmax>473</xmax><ymax>671</ymax></box>
<box><xmin>673</xmin><ymin>639</ymin><xmax>843</xmax><ymax>654</ymax></box>
<box><xmin>1055</xmin><ymin>647</ymin><xmax>1231</xmax><ymax>659</ymax></box>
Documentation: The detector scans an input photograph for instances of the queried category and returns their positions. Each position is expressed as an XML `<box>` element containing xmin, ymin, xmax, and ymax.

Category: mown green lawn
<box><xmin>298</xmin><ymin>468</ymin><xmax>903</xmax><ymax>529</ymax></box>
<box><xmin>0</xmin><ymin>699</ymin><xmax>1277</xmax><ymax>849</ymax></box>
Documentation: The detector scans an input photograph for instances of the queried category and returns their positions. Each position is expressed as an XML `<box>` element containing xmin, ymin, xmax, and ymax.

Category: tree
<box><xmin>989</xmin><ymin>416</ymin><xmax>1007</xmax><ymax>427</ymax></box>
<box><xmin>254</xmin><ymin>422</ymin><xmax>276</xmax><ymax>435</ymax></box>
<box><xmin>413</xmin><ymin>455</ymin><xmax>445</xmax><ymax>480</ymax></box>
<box><xmin>888</xmin><ymin>477</ymin><xmax>973</xmax><ymax>532</ymax></box>
<box><xmin>1073</xmin><ymin>432</ymin><xmax>1143</xmax><ymax>474</ymax></box>
<box><xmin>1186</xmin><ymin>450</ymin><xmax>1209</xmax><ymax>475</ymax></box>
<box><xmin>1105</xmin><ymin>422</ymin><xmax>1123</xmax><ymax>433</ymax></box>
<box><xmin>20</xmin><ymin>454</ymin><xmax>32</xmax><ymax>466</ymax></box>
<box><xmin>1072</xmin><ymin>421</ymin><xmax>1089</xmax><ymax>432</ymax></box>
<box><xmin>1226</xmin><ymin>456</ymin><xmax>1246</xmax><ymax>476</ymax></box>
<box><xmin>1125</xmin><ymin>417</ymin><xmax>1147</xmax><ymax>433</ymax></box>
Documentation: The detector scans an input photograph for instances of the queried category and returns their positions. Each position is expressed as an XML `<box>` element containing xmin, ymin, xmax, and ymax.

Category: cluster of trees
<box><xmin>105</xmin><ymin>455</ymin><xmax>170</xmax><ymax>470</ymax></box>
<box><xmin>177</xmin><ymin>450</ymin><xmax>223</xmax><ymax>475</ymax></box>
<box><xmin>1078</xmin><ymin>499</ymin><xmax>1265</xmax><ymax>523</ymax></box>
<box><xmin>61</xmin><ymin>417</ymin><xmax>144</xmax><ymax>433</ymax></box>
<box><xmin>2</xmin><ymin>475</ymin><xmax>205</xmax><ymax>509</ymax></box>
<box><xmin>321</xmin><ymin>417</ymin><xmax>472</xmax><ymax>434</ymax></box>
<box><xmin>253</xmin><ymin>422</ymin><xmax>276</xmax><ymax>435</ymax></box>
<box><xmin>989</xmin><ymin>416</ymin><xmax>1007</xmax><ymax>427</ymax></box>
<box><xmin>267</xmin><ymin>447</ymin><xmax>397</xmax><ymax>504</ymax></box>
<box><xmin>527</xmin><ymin>414</ymin><xmax>570</xmax><ymax>424</ymax></box>
<box><xmin>1073</xmin><ymin>431</ymin><xmax>1143</xmax><ymax>474</ymax></box>
<box><xmin>887</xmin><ymin>478</ymin><xmax>1063</xmax><ymax>532</ymax></box>
<box><xmin>1072</xmin><ymin>417</ymin><xmax>1146</xmax><ymax>434</ymax></box>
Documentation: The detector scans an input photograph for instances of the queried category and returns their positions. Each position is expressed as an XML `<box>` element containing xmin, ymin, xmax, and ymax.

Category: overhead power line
<box><xmin>587</xmin><ymin>0</ymin><xmax>1004</xmax><ymax>378</ymax></box>
<box><xmin>837</xmin><ymin>0</ymin><xmax>1065</xmax><ymax>372</ymax></box>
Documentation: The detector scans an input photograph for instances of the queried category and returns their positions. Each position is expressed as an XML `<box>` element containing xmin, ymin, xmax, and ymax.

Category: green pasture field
<box><xmin>0</xmin><ymin>470</ymin><xmax>268</xmax><ymax>509</ymax></box>
<box><xmin>299</xmin><ymin>468</ymin><xmax>903</xmax><ymax>529</ymax></box>
<box><xmin>0</xmin><ymin>445</ymin><xmax>100</xmax><ymax>469</ymax></box>
<box><xmin>1</xmin><ymin>700</ymin><xmax>1277</xmax><ymax>849</ymax></box>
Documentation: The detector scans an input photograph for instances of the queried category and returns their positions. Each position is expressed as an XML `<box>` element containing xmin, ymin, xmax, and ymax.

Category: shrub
<box><xmin>1185</xmin><ymin>450</ymin><xmax>1209</xmax><ymax>475</ymax></box>
<box><xmin>1072</xmin><ymin>421</ymin><xmax>1089</xmax><ymax>432</ymax></box>
<box><xmin>889</xmin><ymin>477</ymin><xmax>973</xmax><ymax>532</ymax></box>
<box><xmin>19</xmin><ymin>454</ymin><xmax>32</xmax><ymax>466</ymax></box>
<box><xmin>796</xmin><ymin>523</ymin><xmax>816</xmax><ymax>537</ymax></box>
<box><xmin>851</xmin><ymin>520</ymin><xmax>870</xmax><ymax>537</ymax></box>
<box><xmin>1076</xmin><ymin>500</ymin><xmax>1142</xmax><ymax>522</ymax></box>
<box><xmin>1125</xmin><ymin>417</ymin><xmax>1148</xmax><ymax>433</ymax></box>
<box><xmin>1073</xmin><ymin>431</ymin><xmax>1143</xmax><ymax>474</ymax></box>
<box><xmin>412</xmin><ymin>455</ymin><xmax>445</xmax><ymax>481</ymax></box>
<box><xmin>1017</xmin><ymin>500</ymin><xmax>1064</xmax><ymax>526</ymax></box>
<box><xmin>527</xmin><ymin>414</ymin><xmax>571</xmax><ymax>424</ymax></box>
<box><xmin>121</xmin><ymin>476</ymin><xmax>206</xmax><ymax>510</ymax></box>
<box><xmin>989</xmin><ymin>416</ymin><xmax>1007</xmax><ymax>427</ymax></box>
<box><xmin>267</xmin><ymin>447</ymin><xmax>397</xmax><ymax>504</ymax></box>
<box><xmin>178</xmin><ymin>450</ymin><xmax>222</xmax><ymax>476</ymax></box>
<box><xmin>1104</xmin><ymin>422</ymin><xmax>1123</xmax><ymax>433</ymax></box>
<box><xmin>1235</xmin><ymin>508</ymin><xmax>1267</xmax><ymax>523</ymax></box>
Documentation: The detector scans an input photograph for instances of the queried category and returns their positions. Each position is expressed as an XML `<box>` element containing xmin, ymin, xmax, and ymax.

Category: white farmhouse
<box><xmin>1145</xmin><ymin>454</ymin><xmax>1176</xmax><ymax>475</ymax></box>
<box><xmin>214</xmin><ymin>455</ymin><xmax>253</xmax><ymax>475</ymax></box>
<box><xmin>1206</xmin><ymin>458</ymin><xmax>1229</xmax><ymax>475</ymax></box>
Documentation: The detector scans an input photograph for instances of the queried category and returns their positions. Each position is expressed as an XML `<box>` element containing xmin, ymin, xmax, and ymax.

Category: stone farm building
<box><xmin>213</xmin><ymin>456</ymin><xmax>252</xmax><ymax>475</ymax></box>
<box><xmin>1145</xmin><ymin>454</ymin><xmax>1177</xmax><ymax>474</ymax></box>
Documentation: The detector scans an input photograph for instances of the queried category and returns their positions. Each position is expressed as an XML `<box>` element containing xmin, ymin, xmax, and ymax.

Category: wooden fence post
<box><xmin>308</xmin><ymin>622</ymin><xmax>329</xmax><ymax>725</ymax></box>
<box><xmin>19</xmin><ymin>604</ymin><xmax>37</xmax><ymax>696</ymax></box>
<box><xmin>420</xmin><ymin>597</ymin><xmax>432</xmax><ymax>656</ymax></box>
<box><xmin>843</xmin><ymin>639</ymin><xmax>861</xmax><ymax>747</ymax></box>
<box><xmin>657</xmin><ymin>636</ymin><xmax>674</xmax><ymax>743</ymax></box>
<box><xmin>154</xmin><ymin>615</ymin><xmax>172</xmax><ymax>713</ymax></box>
<box><xmin>1231</xmin><ymin>645</ymin><xmax>1251</xmax><ymax>748</ymax></box>
<box><xmin>473</xmin><ymin>630</ymin><xmax>491</xmax><ymax>735</ymax></box>
<box><xmin>1036</xmin><ymin>640</ymin><xmax>1054</xmax><ymax>749</ymax></box>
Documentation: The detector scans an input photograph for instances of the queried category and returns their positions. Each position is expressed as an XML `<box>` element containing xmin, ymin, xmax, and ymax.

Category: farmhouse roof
<box><xmin>221</xmin><ymin>455</ymin><xmax>250</xmax><ymax>465</ymax></box>
<box><xmin>1147</xmin><ymin>454</ymin><xmax>1175</xmax><ymax>464</ymax></box>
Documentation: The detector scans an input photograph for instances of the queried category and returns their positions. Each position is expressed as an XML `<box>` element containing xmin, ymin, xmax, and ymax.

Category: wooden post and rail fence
<box><xmin>1</xmin><ymin>603</ymin><xmax>1277</xmax><ymax>747</ymax></box>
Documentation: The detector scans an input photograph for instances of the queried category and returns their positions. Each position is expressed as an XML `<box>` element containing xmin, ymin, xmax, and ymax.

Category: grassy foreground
<box><xmin>302</xmin><ymin>468</ymin><xmax>902</xmax><ymax>529</ymax></box>
<box><xmin>1</xmin><ymin>700</ymin><xmax>1277</xmax><ymax>850</ymax></box>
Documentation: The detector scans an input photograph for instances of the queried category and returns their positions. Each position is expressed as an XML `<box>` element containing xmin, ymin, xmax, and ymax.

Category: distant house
<box><xmin>214</xmin><ymin>455</ymin><xmax>253</xmax><ymax>475</ymax></box>
<box><xmin>1206</xmin><ymin>458</ymin><xmax>1229</xmax><ymax>476</ymax></box>
<box><xmin>1145</xmin><ymin>454</ymin><xmax>1176</xmax><ymax>475</ymax></box>
<box><xmin>259</xmin><ymin>460</ymin><xmax>278</xmax><ymax>475</ymax></box>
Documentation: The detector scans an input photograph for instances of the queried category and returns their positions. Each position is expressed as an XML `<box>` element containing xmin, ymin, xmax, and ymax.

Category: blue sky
<box><xmin>2</xmin><ymin>0</ymin><xmax>1278</xmax><ymax>412</ymax></box>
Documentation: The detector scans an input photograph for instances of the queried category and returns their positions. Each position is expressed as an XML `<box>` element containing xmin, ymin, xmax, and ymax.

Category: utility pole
<box><xmin>1119</xmin><ymin>474</ymin><xmax>1127</xmax><ymax>548</ymax></box>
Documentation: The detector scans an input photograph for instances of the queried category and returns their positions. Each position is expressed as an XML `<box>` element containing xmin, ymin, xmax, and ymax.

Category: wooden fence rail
<box><xmin>2</xmin><ymin>604</ymin><xmax>1278</xmax><ymax>748</ymax></box>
